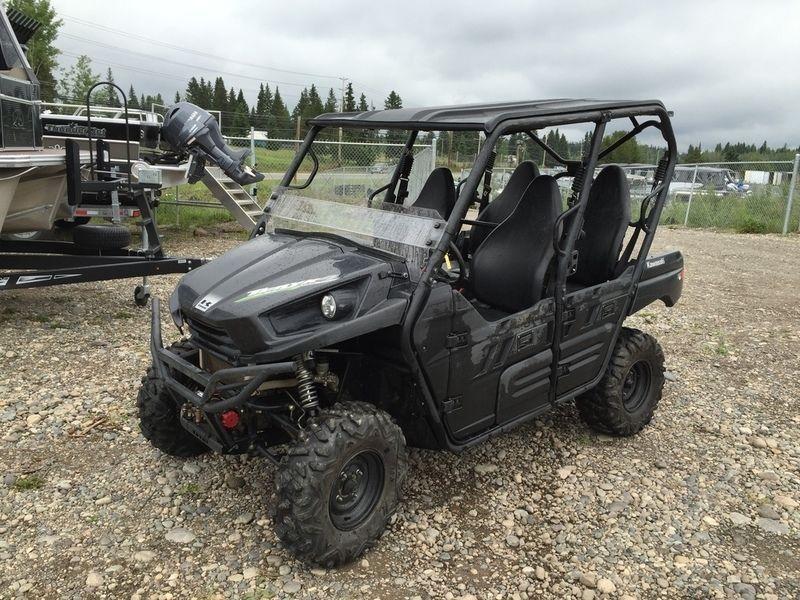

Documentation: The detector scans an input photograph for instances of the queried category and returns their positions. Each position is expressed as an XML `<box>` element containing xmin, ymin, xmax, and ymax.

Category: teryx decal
<box><xmin>234</xmin><ymin>274</ymin><xmax>340</xmax><ymax>303</ymax></box>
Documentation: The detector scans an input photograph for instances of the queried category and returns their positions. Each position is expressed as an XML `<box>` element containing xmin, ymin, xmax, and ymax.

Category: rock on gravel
<box><xmin>283</xmin><ymin>580</ymin><xmax>301</xmax><ymax>594</ymax></box>
<box><xmin>133</xmin><ymin>550</ymin><xmax>156</xmax><ymax>563</ymax></box>
<box><xmin>474</xmin><ymin>463</ymin><xmax>498</xmax><ymax>475</ymax></box>
<box><xmin>756</xmin><ymin>518</ymin><xmax>789</xmax><ymax>535</ymax></box>
<box><xmin>596</xmin><ymin>578</ymin><xmax>616</xmax><ymax>594</ymax></box>
<box><xmin>165</xmin><ymin>527</ymin><xmax>196</xmax><ymax>544</ymax></box>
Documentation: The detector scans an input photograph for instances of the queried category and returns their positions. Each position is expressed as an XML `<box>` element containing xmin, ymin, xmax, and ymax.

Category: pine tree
<box><xmin>212</xmin><ymin>77</ymin><xmax>227</xmax><ymax>113</ymax></box>
<box><xmin>255</xmin><ymin>83</ymin><xmax>273</xmax><ymax>131</ymax></box>
<box><xmin>96</xmin><ymin>67</ymin><xmax>120</xmax><ymax>107</ymax></box>
<box><xmin>343</xmin><ymin>83</ymin><xmax>356</xmax><ymax>112</ymax></box>
<box><xmin>357</xmin><ymin>93</ymin><xmax>368</xmax><ymax>112</ymax></box>
<box><xmin>384</xmin><ymin>90</ymin><xmax>402</xmax><ymax>109</ymax></box>
<box><xmin>323</xmin><ymin>88</ymin><xmax>338</xmax><ymax>113</ymax></box>
<box><xmin>174</xmin><ymin>91</ymin><xmax>180</xmax><ymax>103</ymax></box>
<box><xmin>185</xmin><ymin>77</ymin><xmax>200</xmax><ymax>104</ymax></box>
<box><xmin>306</xmin><ymin>85</ymin><xmax>324</xmax><ymax>118</ymax></box>
<box><xmin>193</xmin><ymin>77</ymin><xmax>212</xmax><ymax>107</ymax></box>
<box><xmin>232</xmin><ymin>89</ymin><xmax>250</xmax><ymax>135</ymax></box>
<box><xmin>127</xmin><ymin>85</ymin><xmax>140</xmax><ymax>109</ymax></box>
<box><xmin>270</xmin><ymin>87</ymin><xmax>290</xmax><ymax>137</ymax></box>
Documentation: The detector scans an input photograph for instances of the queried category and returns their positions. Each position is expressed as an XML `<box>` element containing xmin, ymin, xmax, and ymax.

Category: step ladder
<box><xmin>201</xmin><ymin>166</ymin><xmax>264</xmax><ymax>229</ymax></box>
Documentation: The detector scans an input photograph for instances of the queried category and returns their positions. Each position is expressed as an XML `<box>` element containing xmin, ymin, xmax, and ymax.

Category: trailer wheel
<box><xmin>273</xmin><ymin>401</ymin><xmax>407</xmax><ymax>567</ymax></box>
<box><xmin>134</xmin><ymin>285</ymin><xmax>150</xmax><ymax>307</ymax></box>
<box><xmin>73</xmin><ymin>224</ymin><xmax>131</xmax><ymax>249</ymax></box>
<box><xmin>576</xmin><ymin>327</ymin><xmax>665</xmax><ymax>436</ymax></box>
<box><xmin>137</xmin><ymin>340</ymin><xmax>208</xmax><ymax>457</ymax></box>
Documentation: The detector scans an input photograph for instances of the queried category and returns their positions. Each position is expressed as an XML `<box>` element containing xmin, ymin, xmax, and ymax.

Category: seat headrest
<box><xmin>504</xmin><ymin>161</ymin><xmax>540</xmax><ymax>195</ymax></box>
<box><xmin>410</xmin><ymin>167</ymin><xmax>455</xmax><ymax>219</ymax></box>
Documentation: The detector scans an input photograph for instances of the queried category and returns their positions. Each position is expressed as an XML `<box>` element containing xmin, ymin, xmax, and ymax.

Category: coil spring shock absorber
<box><xmin>653</xmin><ymin>155</ymin><xmax>669</xmax><ymax>184</ymax></box>
<box><xmin>479</xmin><ymin>151</ymin><xmax>496</xmax><ymax>211</ymax></box>
<box><xmin>293</xmin><ymin>353</ymin><xmax>319</xmax><ymax>411</ymax></box>
<box><xmin>569</xmin><ymin>163</ymin><xmax>586</xmax><ymax>207</ymax></box>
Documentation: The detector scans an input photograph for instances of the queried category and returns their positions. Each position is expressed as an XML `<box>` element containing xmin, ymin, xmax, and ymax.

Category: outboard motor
<box><xmin>161</xmin><ymin>102</ymin><xmax>264</xmax><ymax>186</ymax></box>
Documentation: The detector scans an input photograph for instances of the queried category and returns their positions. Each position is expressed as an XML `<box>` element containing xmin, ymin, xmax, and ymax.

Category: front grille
<box><xmin>185</xmin><ymin>316</ymin><xmax>239</xmax><ymax>360</ymax></box>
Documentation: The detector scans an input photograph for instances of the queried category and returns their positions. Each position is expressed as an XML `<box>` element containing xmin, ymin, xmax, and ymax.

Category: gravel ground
<box><xmin>0</xmin><ymin>227</ymin><xmax>798</xmax><ymax>600</ymax></box>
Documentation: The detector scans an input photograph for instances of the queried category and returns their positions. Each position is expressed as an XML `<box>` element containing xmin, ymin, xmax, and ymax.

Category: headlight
<box><xmin>320</xmin><ymin>294</ymin><xmax>337</xmax><ymax>319</ymax></box>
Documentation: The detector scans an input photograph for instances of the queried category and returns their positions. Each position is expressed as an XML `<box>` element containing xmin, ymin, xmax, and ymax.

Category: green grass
<box><xmin>14</xmin><ymin>475</ymin><xmax>45</xmax><ymax>491</ymax></box>
<box><xmin>659</xmin><ymin>185</ymin><xmax>799</xmax><ymax>234</ymax></box>
<box><xmin>714</xmin><ymin>335</ymin><xmax>730</xmax><ymax>356</ymax></box>
<box><xmin>155</xmin><ymin>202</ymin><xmax>236</xmax><ymax>229</ymax></box>
<box><xmin>26</xmin><ymin>314</ymin><xmax>50</xmax><ymax>323</ymax></box>
<box><xmin>180</xmin><ymin>483</ymin><xmax>200</xmax><ymax>496</ymax></box>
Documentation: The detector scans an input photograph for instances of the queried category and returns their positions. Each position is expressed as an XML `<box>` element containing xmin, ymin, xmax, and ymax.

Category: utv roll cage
<box><xmin>253</xmin><ymin>99</ymin><xmax>677</xmax><ymax>450</ymax></box>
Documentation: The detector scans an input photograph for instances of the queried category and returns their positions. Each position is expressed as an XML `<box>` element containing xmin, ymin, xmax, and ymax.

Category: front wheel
<box><xmin>273</xmin><ymin>401</ymin><xmax>407</xmax><ymax>567</ymax></box>
<box><xmin>137</xmin><ymin>340</ymin><xmax>208</xmax><ymax>457</ymax></box>
<box><xmin>576</xmin><ymin>327</ymin><xmax>665</xmax><ymax>436</ymax></box>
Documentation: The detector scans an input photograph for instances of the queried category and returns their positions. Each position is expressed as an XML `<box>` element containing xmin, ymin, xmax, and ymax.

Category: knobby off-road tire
<box><xmin>576</xmin><ymin>327</ymin><xmax>665</xmax><ymax>436</ymax></box>
<box><xmin>274</xmin><ymin>401</ymin><xmax>407</xmax><ymax>567</ymax></box>
<box><xmin>137</xmin><ymin>340</ymin><xmax>208</xmax><ymax>457</ymax></box>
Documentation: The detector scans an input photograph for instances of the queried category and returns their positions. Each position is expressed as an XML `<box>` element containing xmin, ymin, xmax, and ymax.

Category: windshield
<box><xmin>264</xmin><ymin>133</ymin><xmax>446</xmax><ymax>268</ymax></box>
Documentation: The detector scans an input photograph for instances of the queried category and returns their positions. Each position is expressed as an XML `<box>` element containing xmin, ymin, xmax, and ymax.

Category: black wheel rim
<box><xmin>329</xmin><ymin>450</ymin><xmax>385</xmax><ymax>531</ymax></box>
<box><xmin>622</xmin><ymin>361</ymin><xmax>652</xmax><ymax>412</ymax></box>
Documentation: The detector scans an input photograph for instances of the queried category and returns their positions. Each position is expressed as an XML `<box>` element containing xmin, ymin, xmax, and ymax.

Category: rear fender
<box><xmin>629</xmin><ymin>250</ymin><xmax>684</xmax><ymax>314</ymax></box>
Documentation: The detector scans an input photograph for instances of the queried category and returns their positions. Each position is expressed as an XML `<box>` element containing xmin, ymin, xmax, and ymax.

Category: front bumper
<box><xmin>150</xmin><ymin>298</ymin><xmax>295</xmax><ymax>415</ymax></box>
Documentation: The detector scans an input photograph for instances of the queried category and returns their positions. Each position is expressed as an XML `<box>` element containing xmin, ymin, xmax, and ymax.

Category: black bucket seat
<box><xmin>471</xmin><ymin>175</ymin><xmax>561</xmax><ymax>314</ymax></box>
<box><xmin>410</xmin><ymin>167</ymin><xmax>456</xmax><ymax>219</ymax></box>
<box><xmin>469</xmin><ymin>160</ymin><xmax>540</xmax><ymax>255</ymax></box>
<box><xmin>571</xmin><ymin>165</ymin><xmax>631</xmax><ymax>287</ymax></box>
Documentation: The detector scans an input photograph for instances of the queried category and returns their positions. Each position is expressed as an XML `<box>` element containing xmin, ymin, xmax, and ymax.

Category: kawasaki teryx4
<box><xmin>139</xmin><ymin>99</ymin><xmax>684</xmax><ymax>566</ymax></box>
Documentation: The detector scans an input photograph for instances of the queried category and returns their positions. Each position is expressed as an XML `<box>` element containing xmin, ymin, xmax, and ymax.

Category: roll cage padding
<box><xmin>470</xmin><ymin>175</ymin><xmax>561</xmax><ymax>313</ymax></box>
<box><xmin>469</xmin><ymin>160</ymin><xmax>540</xmax><ymax>255</ymax></box>
<box><xmin>571</xmin><ymin>165</ymin><xmax>632</xmax><ymax>286</ymax></box>
<box><xmin>410</xmin><ymin>167</ymin><xmax>456</xmax><ymax>219</ymax></box>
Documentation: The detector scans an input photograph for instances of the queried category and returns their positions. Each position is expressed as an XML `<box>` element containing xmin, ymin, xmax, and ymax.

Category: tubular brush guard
<box><xmin>149</xmin><ymin>299</ymin><xmax>294</xmax><ymax>413</ymax></box>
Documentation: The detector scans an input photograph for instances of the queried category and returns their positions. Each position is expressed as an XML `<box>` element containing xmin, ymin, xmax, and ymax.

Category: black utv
<box><xmin>139</xmin><ymin>99</ymin><xmax>684</xmax><ymax>566</ymax></box>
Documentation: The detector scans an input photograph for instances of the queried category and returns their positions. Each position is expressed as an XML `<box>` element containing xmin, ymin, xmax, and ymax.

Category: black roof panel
<box><xmin>309</xmin><ymin>98</ymin><xmax>666</xmax><ymax>132</ymax></box>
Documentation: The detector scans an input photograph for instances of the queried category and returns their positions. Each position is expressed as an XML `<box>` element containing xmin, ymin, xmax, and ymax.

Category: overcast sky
<box><xmin>50</xmin><ymin>0</ymin><xmax>799</xmax><ymax>149</ymax></box>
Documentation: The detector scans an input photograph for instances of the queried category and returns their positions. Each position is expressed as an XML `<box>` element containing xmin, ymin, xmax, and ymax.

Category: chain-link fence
<box><xmin>160</xmin><ymin>127</ymin><xmax>800</xmax><ymax>235</ymax></box>
<box><xmin>658</xmin><ymin>159</ymin><xmax>800</xmax><ymax>233</ymax></box>
<box><xmin>225</xmin><ymin>136</ymin><xmax>436</xmax><ymax>204</ymax></box>
<box><xmin>158</xmin><ymin>133</ymin><xmax>437</xmax><ymax>226</ymax></box>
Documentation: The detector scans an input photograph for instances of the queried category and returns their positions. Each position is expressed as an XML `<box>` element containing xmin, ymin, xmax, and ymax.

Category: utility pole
<box><xmin>338</xmin><ymin>77</ymin><xmax>347</xmax><ymax>164</ymax></box>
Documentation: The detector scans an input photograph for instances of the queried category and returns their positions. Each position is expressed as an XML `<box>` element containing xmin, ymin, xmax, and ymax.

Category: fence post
<box><xmin>783</xmin><ymin>153</ymin><xmax>800</xmax><ymax>234</ymax></box>
<box><xmin>430</xmin><ymin>136</ymin><xmax>437</xmax><ymax>172</ymax></box>
<box><xmin>683</xmin><ymin>164</ymin><xmax>699</xmax><ymax>226</ymax></box>
<box><xmin>249</xmin><ymin>126</ymin><xmax>257</xmax><ymax>197</ymax></box>
<box><xmin>175</xmin><ymin>184</ymin><xmax>180</xmax><ymax>227</ymax></box>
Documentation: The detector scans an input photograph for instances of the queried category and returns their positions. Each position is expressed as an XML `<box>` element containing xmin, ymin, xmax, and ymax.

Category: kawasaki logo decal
<box><xmin>234</xmin><ymin>274</ymin><xmax>339</xmax><ymax>303</ymax></box>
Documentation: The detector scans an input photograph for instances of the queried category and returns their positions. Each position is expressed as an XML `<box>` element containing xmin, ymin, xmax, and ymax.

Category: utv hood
<box><xmin>172</xmin><ymin>232</ymin><xmax>409</xmax><ymax>361</ymax></box>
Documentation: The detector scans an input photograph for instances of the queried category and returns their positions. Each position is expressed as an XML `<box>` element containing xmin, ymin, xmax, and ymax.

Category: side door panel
<box><xmin>412</xmin><ymin>282</ymin><xmax>455</xmax><ymax>403</ymax></box>
<box><xmin>556</xmin><ymin>276</ymin><xmax>632</xmax><ymax>396</ymax></box>
<box><xmin>445</xmin><ymin>294</ymin><xmax>554</xmax><ymax>440</ymax></box>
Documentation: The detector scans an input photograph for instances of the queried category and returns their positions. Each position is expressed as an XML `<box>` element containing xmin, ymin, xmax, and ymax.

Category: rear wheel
<box><xmin>137</xmin><ymin>340</ymin><xmax>208</xmax><ymax>457</ymax></box>
<box><xmin>576</xmin><ymin>327</ymin><xmax>665</xmax><ymax>436</ymax></box>
<box><xmin>273</xmin><ymin>401</ymin><xmax>407</xmax><ymax>566</ymax></box>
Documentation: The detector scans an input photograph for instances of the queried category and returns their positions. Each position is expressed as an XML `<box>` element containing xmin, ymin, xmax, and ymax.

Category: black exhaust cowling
<box><xmin>161</xmin><ymin>102</ymin><xmax>264</xmax><ymax>186</ymax></box>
